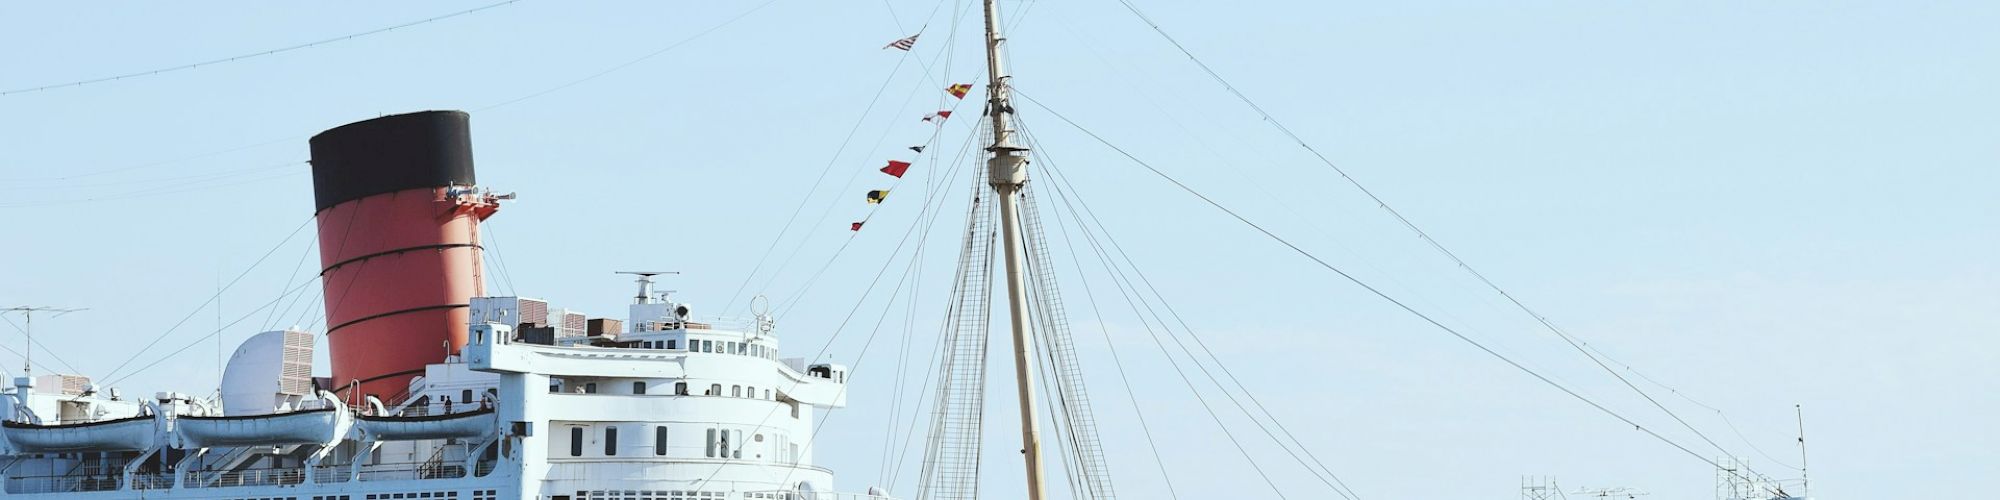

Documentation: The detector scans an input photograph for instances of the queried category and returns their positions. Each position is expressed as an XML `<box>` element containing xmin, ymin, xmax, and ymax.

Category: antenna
<box><xmin>0</xmin><ymin>306</ymin><xmax>86</xmax><ymax>377</ymax></box>
<box><xmin>615</xmin><ymin>271</ymin><xmax>679</xmax><ymax>304</ymax></box>
<box><xmin>1795</xmin><ymin>404</ymin><xmax>1809</xmax><ymax>499</ymax></box>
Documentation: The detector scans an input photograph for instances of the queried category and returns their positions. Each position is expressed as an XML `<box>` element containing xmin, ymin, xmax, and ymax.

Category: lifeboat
<box><xmin>176</xmin><ymin>406</ymin><xmax>352</xmax><ymax>448</ymax></box>
<box><xmin>1</xmin><ymin>415</ymin><xmax>158</xmax><ymax>452</ymax></box>
<box><xmin>356</xmin><ymin>407</ymin><xmax>497</xmax><ymax>441</ymax></box>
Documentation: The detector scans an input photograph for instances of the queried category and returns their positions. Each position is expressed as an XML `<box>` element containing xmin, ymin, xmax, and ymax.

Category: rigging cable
<box><xmin>260</xmin><ymin>233</ymin><xmax>322</xmax><ymax>334</ymax></box>
<box><xmin>1014</xmin><ymin>91</ymin><xmax>1778</xmax><ymax>490</ymax></box>
<box><xmin>692</xmin><ymin>121</ymin><xmax>980</xmax><ymax>494</ymax></box>
<box><xmin>757</xmin><ymin>6</ymin><xmax>984</xmax><ymax>317</ymax></box>
<box><xmin>1021</xmin><ymin>117</ymin><xmax>1363</xmax><ymax>499</ymax></box>
<box><xmin>0</xmin><ymin>315</ymin><xmax>83</xmax><ymax>376</ymax></box>
<box><xmin>95</xmin><ymin>214</ymin><xmax>316</xmax><ymax>383</ymax></box>
<box><xmin>101</xmin><ymin>278</ymin><xmax>325</xmax><ymax>388</ymax></box>
<box><xmin>720</xmin><ymin>17</ymin><xmax>927</xmax><ymax>315</ymax></box>
<box><xmin>1</xmin><ymin>0</ymin><xmax>525</xmax><ymax>96</ymax></box>
<box><xmin>1036</xmin><ymin>187</ymin><xmax>1181</xmax><ymax>500</ymax></box>
<box><xmin>475</xmin><ymin>0</ymin><xmax>782</xmax><ymax>112</ymax></box>
<box><xmin>1099</xmin><ymin>0</ymin><xmax>1787</xmax><ymax>488</ymax></box>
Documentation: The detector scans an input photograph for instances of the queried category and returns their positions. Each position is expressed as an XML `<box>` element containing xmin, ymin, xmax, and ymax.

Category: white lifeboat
<box><xmin>1</xmin><ymin>414</ymin><xmax>158</xmax><ymax>452</ymax></box>
<box><xmin>176</xmin><ymin>406</ymin><xmax>351</xmax><ymax>448</ymax></box>
<box><xmin>355</xmin><ymin>407</ymin><xmax>496</xmax><ymax>441</ymax></box>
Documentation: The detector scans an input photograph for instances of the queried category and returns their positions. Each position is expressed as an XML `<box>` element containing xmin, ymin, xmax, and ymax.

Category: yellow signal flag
<box><xmin>866</xmin><ymin>190</ymin><xmax>891</xmax><ymax>204</ymax></box>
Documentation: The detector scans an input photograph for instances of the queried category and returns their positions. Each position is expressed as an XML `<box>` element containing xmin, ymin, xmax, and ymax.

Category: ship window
<box><xmin>732</xmin><ymin>385</ymin><xmax>742</xmax><ymax>398</ymax></box>
<box><xmin>675</xmin><ymin>382</ymin><xmax>688</xmax><ymax>395</ymax></box>
<box><xmin>667</xmin><ymin>340</ymin><xmax>677</xmax><ymax>349</ymax></box>
<box><xmin>633</xmin><ymin>382</ymin><xmax>647</xmax><ymax>395</ymax></box>
<box><xmin>462</xmin><ymin>389</ymin><xmax>473</xmax><ymax>404</ymax></box>
<box><xmin>764</xmin><ymin>389</ymin><xmax>771</xmax><ymax>400</ymax></box>
<box><xmin>709</xmin><ymin>384</ymin><xmax>721</xmax><ymax>396</ymax></box>
<box><xmin>605</xmin><ymin>426</ymin><xmax>618</xmax><ymax>456</ymax></box>
<box><xmin>719</xmin><ymin>429</ymin><xmax>732</xmax><ymax>459</ymax></box>
<box><xmin>732</xmin><ymin>430</ymin><xmax>743</xmax><ymax>458</ymax></box>
<box><xmin>655</xmin><ymin>426</ymin><xmax>668</xmax><ymax>456</ymax></box>
<box><xmin>583</xmin><ymin>383</ymin><xmax>597</xmax><ymax>394</ymax></box>
<box><xmin>705</xmin><ymin>428</ymin><xmax>717</xmax><ymax>457</ymax></box>
<box><xmin>746</xmin><ymin>386</ymin><xmax>755</xmax><ymax>398</ymax></box>
<box><xmin>569</xmin><ymin>427</ymin><xmax>583</xmax><ymax>456</ymax></box>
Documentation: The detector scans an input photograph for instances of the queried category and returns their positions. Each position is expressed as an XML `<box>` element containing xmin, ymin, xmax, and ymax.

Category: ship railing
<box><xmin>357</xmin><ymin>461</ymin><xmax>468</xmax><ymax>482</ymax></box>
<box><xmin>312</xmin><ymin>465</ymin><xmax>354</xmax><ymax>484</ymax></box>
<box><xmin>740</xmin><ymin>490</ymin><xmax>898</xmax><ymax>500</ymax></box>
<box><xmin>186</xmin><ymin>466</ymin><xmax>307</xmax><ymax>488</ymax></box>
<box><xmin>131</xmin><ymin>472</ymin><xmax>174</xmax><ymax>490</ymax></box>
<box><xmin>4</xmin><ymin>473</ymin><xmax>122</xmax><ymax>494</ymax></box>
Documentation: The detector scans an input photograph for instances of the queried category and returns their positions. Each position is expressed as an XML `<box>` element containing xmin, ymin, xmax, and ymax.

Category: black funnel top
<box><xmin>309</xmin><ymin>110</ymin><xmax>477</xmax><ymax>211</ymax></box>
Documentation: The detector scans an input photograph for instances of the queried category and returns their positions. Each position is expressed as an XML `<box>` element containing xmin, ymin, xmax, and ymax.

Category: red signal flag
<box><xmin>851</xmin><ymin>222</ymin><xmax>865</xmax><ymax>231</ymax></box>
<box><xmin>922</xmin><ymin>110</ymin><xmax>953</xmax><ymax>122</ymax></box>
<box><xmin>946</xmin><ymin>83</ymin><xmax>972</xmax><ymax>99</ymax></box>
<box><xmin>880</xmin><ymin>160</ymin><xmax>912</xmax><ymax>178</ymax></box>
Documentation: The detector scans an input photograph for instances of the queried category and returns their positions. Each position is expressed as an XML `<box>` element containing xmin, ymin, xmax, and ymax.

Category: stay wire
<box><xmin>760</xmin><ymin>38</ymin><xmax>983</xmax><ymax>317</ymax></box>
<box><xmin>0</xmin><ymin>315</ymin><xmax>83</xmax><ymax>376</ymax></box>
<box><xmin>96</xmin><ymin>214</ymin><xmax>316</xmax><ymax>383</ymax></box>
<box><xmin>721</xmin><ymin>30</ymin><xmax>920</xmax><ymax>315</ymax></box>
<box><xmin>0</xmin><ymin>0</ymin><xmax>526</xmax><ymax>96</ymax></box>
<box><xmin>1040</xmin><ymin>181</ymin><xmax>1179</xmax><ymax>500</ymax></box>
<box><xmin>475</xmin><ymin>0</ymin><xmax>781</xmax><ymax>112</ymax></box>
<box><xmin>1103</xmin><ymin>0</ymin><xmax>1782</xmax><ymax>488</ymax></box>
<box><xmin>103</xmin><ymin>278</ymin><xmax>324</xmax><ymax>388</ymax></box>
<box><xmin>1014</xmin><ymin>91</ymin><xmax>1775</xmax><ymax>490</ymax></box>
<box><xmin>262</xmin><ymin>232</ymin><xmax>322</xmax><ymax>331</ymax></box>
<box><xmin>694</xmin><ymin>127</ymin><xmax>976</xmax><ymax>492</ymax></box>
<box><xmin>1022</xmin><ymin>118</ymin><xmax>1362</xmax><ymax>499</ymax></box>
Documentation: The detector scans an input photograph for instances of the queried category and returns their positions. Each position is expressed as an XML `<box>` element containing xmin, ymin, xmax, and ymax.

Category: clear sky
<box><xmin>1</xmin><ymin>1</ymin><xmax>1993</xmax><ymax>498</ymax></box>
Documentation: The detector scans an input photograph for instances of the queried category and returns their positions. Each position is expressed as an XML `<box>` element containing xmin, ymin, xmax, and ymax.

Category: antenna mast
<box><xmin>0</xmin><ymin>306</ymin><xmax>85</xmax><ymax>377</ymax></box>
<box><xmin>616</xmin><ymin>271</ymin><xmax>679</xmax><ymax>304</ymax></box>
<box><xmin>1795</xmin><ymin>404</ymin><xmax>1809</xmax><ymax>498</ymax></box>
<box><xmin>980</xmin><ymin>0</ymin><xmax>1049</xmax><ymax>498</ymax></box>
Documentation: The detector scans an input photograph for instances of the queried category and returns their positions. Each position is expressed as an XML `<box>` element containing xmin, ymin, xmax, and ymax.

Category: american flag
<box><xmin>883</xmin><ymin>33</ymin><xmax>919</xmax><ymax>51</ymax></box>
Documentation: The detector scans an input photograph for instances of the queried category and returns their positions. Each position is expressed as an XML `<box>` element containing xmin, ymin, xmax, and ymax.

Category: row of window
<box><xmin>571</xmin><ymin>491</ymin><xmax>720</xmax><ymax>500</ymax></box>
<box><xmin>565</xmin><ymin>425</ymin><xmax>793</xmax><ymax>461</ymax></box>
<box><xmin>563</xmin><ymin>381</ymin><xmax>774</xmax><ymax>401</ymax></box>
<box><xmin>635</xmin><ymin>338</ymin><xmax>778</xmax><ymax>361</ymax></box>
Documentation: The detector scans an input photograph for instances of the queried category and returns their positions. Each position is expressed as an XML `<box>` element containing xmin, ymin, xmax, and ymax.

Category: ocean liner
<box><xmin>0</xmin><ymin>109</ymin><xmax>861</xmax><ymax>500</ymax></box>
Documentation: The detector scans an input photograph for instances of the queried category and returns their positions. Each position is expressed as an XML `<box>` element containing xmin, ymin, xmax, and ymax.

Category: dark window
<box><xmin>655</xmin><ymin>426</ymin><xmax>668</xmax><ymax>456</ymax></box>
<box><xmin>706</xmin><ymin>428</ymin><xmax>717</xmax><ymax>457</ymax></box>
<box><xmin>462</xmin><ymin>389</ymin><xmax>473</xmax><ymax>404</ymax></box>
<box><xmin>569</xmin><ymin>427</ymin><xmax>582</xmax><ymax>456</ymax></box>
<box><xmin>583</xmin><ymin>383</ymin><xmax>597</xmax><ymax>394</ymax></box>
<box><xmin>605</xmin><ymin>426</ymin><xmax>618</xmax><ymax>456</ymax></box>
<box><xmin>667</xmin><ymin>340</ymin><xmax>677</xmax><ymax>349</ymax></box>
<box><xmin>633</xmin><ymin>382</ymin><xmax>647</xmax><ymax>395</ymax></box>
<box><xmin>675</xmin><ymin>382</ymin><xmax>688</xmax><ymax>395</ymax></box>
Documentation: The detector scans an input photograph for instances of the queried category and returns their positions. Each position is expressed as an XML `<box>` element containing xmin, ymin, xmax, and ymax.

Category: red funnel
<box><xmin>308</xmin><ymin>110</ymin><xmax>497</xmax><ymax>400</ymax></box>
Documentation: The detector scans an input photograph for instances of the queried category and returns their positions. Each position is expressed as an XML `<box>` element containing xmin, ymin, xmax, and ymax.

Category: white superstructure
<box><xmin>0</xmin><ymin>285</ymin><xmax>879</xmax><ymax>500</ymax></box>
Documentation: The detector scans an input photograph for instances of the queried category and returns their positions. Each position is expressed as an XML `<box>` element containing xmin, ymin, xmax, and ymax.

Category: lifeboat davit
<box><xmin>1</xmin><ymin>415</ymin><xmax>159</xmax><ymax>452</ymax></box>
<box><xmin>356</xmin><ymin>408</ymin><xmax>497</xmax><ymax>441</ymax></box>
<box><xmin>176</xmin><ymin>406</ymin><xmax>352</xmax><ymax>448</ymax></box>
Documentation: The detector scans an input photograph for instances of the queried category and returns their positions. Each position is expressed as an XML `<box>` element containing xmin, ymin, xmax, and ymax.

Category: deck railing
<box><xmin>740</xmin><ymin>491</ymin><xmax>897</xmax><ymax>500</ymax></box>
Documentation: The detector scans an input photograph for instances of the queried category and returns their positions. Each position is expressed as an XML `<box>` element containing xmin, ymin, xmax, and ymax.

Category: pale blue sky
<box><xmin>2</xmin><ymin>1</ymin><xmax>1994</xmax><ymax>498</ymax></box>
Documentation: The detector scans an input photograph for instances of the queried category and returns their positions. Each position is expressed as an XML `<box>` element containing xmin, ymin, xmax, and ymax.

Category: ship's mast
<box><xmin>980</xmin><ymin>0</ymin><xmax>1050</xmax><ymax>498</ymax></box>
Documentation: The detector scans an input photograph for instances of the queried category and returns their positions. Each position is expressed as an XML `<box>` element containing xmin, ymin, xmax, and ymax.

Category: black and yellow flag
<box><xmin>866</xmin><ymin>190</ymin><xmax>891</xmax><ymax>204</ymax></box>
